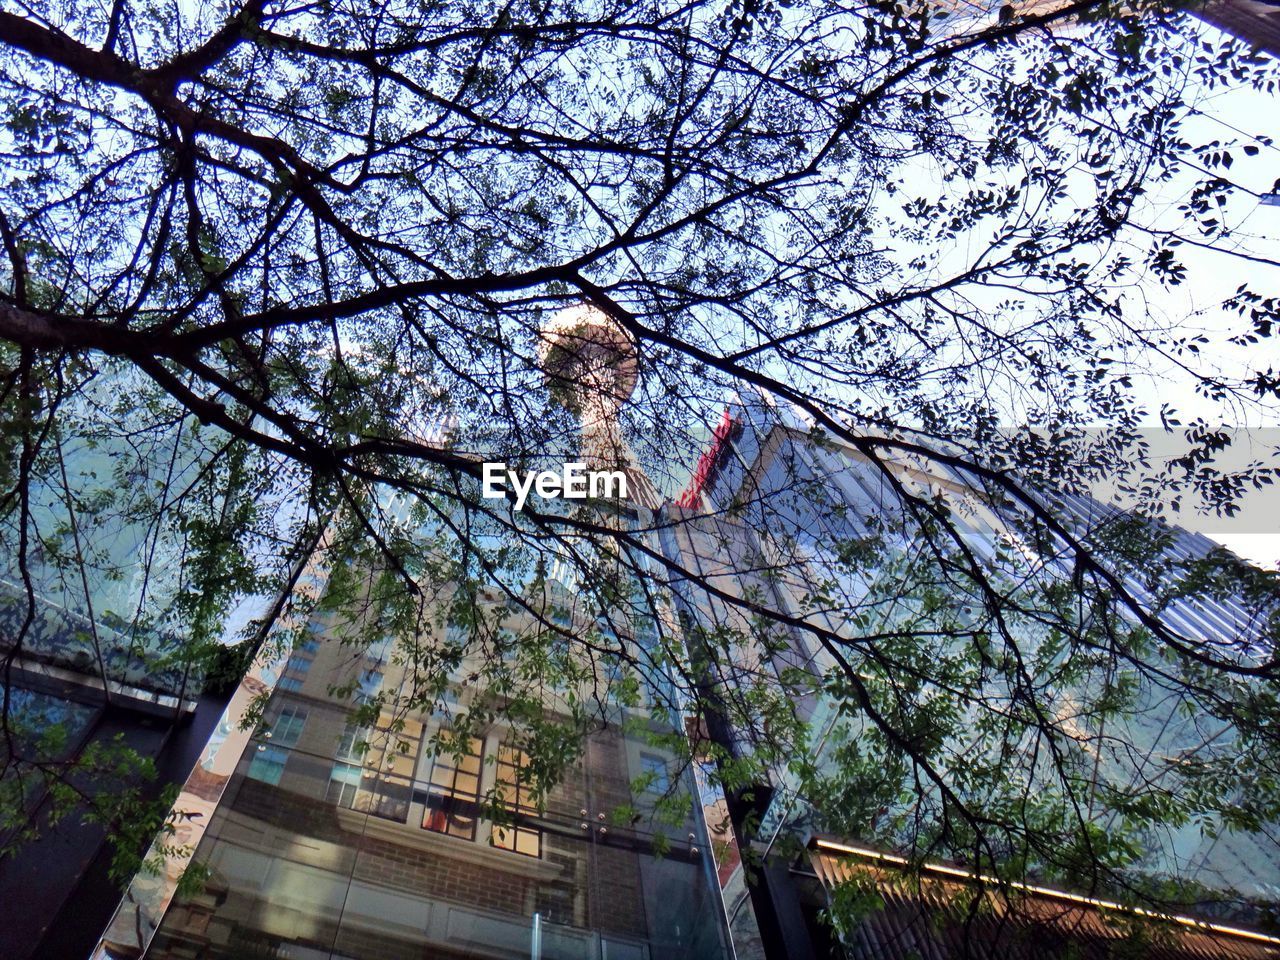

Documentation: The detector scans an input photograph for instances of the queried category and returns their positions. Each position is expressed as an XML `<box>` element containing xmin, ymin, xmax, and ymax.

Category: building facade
<box><xmin>658</xmin><ymin>390</ymin><xmax>1280</xmax><ymax>959</ymax></box>
<box><xmin>93</xmin><ymin>309</ymin><xmax>735</xmax><ymax>960</ymax></box>
<box><xmin>0</xmin><ymin>403</ymin><xmax>244</xmax><ymax>960</ymax></box>
<box><xmin>125</xmin><ymin>578</ymin><xmax>730</xmax><ymax>960</ymax></box>
<box><xmin>82</xmin><ymin>362</ymin><xmax>1280</xmax><ymax>960</ymax></box>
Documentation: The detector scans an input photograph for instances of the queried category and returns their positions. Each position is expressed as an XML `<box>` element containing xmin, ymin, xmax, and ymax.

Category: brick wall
<box><xmin>158</xmin><ymin>725</ymin><xmax>668</xmax><ymax>955</ymax></box>
<box><xmin>351</xmin><ymin>833</ymin><xmax>532</xmax><ymax>916</ymax></box>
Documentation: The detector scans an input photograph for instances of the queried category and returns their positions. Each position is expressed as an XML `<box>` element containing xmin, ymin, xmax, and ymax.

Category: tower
<box><xmin>539</xmin><ymin>305</ymin><xmax>660</xmax><ymax>510</ymax></box>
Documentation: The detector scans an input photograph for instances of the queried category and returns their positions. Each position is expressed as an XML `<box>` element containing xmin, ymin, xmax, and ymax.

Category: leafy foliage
<box><xmin>0</xmin><ymin>0</ymin><xmax>1279</xmax><ymax>946</ymax></box>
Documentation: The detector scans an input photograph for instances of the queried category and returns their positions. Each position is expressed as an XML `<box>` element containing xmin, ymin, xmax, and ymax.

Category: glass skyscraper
<box><xmin>95</xmin><ymin>309</ymin><xmax>735</xmax><ymax>960</ymax></box>
<box><xmin>657</xmin><ymin>389</ymin><xmax>1280</xmax><ymax>959</ymax></box>
<box><xmin>128</xmin><ymin>575</ymin><xmax>731</xmax><ymax>960</ymax></box>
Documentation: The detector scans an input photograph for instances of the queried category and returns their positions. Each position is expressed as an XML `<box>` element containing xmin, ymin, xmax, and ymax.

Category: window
<box><xmin>271</xmin><ymin>706</ymin><xmax>307</xmax><ymax>747</ymax></box>
<box><xmin>445</xmin><ymin>621</ymin><xmax>469</xmax><ymax>647</ymax></box>
<box><xmin>491</xmin><ymin>743</ymin><xmax>542</xmax><ymax>858</ymax></box>
<box><xmin>282</xmin><ymin>640</ymin><xmax>316</xmax><ymax>681</ymax></box>
<box><xmin>248</xmin><ymin>745</ymin><xmax>290</xmax><ymax>785</ymax></box>
<box><xmin>634</xmin><ymin>615</ymin><xmax>659</xmax><ymax>650</ymax></box>
<box><xmin>249</xmin><ymin>707</ymin><xmax>308</xmax><ymax>785</ymax></box>
<box><xmin>366</xmin><ymin>712</ymin><xmax>420</xmax><ymax>822</ymax></box>
<box><xmin>327</xmin><ymin>723</ymin><xmax>368</xmax><ymax>806</ymax></box>
<box><xmin>640</xmin><ymin>753</ymin><xmax>670</xmax><ymax>795</ymax></box>
<box><xmin>277</xmin><ymin>674</ymin><xmax>304</xmax><ymax>692</ymax></box>
<box><xmin>497</xmin><ymin>628</ymin><xmax>518</xmax><ymax>661</ymax></box>
<box><xmin>355</xmin><ymin>669</ymin><xmax>383</xmax><ymax>703</ymax></box>
<box><xmin>366</xmin><ymin>635</ymin><xmax>394</xmax><ymax>664</ymax></box>
<box><xmin>423</xmin><ymin>735</ymin><xmax>483</xmax><ymax>839</ymax></box>
<box><xmin>335</xmin><ymin>722</ymin><xmax>366</xmax><ymax>762</ymax></box>
<box><xmin>326</xmin><ymin>715</ymin><xmax>421</xmax><ymax>822</ymax></box>
<box><xmin>326</xmin><ymin>761</ymin><xmax>363</xmax><ymax>807</ymax></box>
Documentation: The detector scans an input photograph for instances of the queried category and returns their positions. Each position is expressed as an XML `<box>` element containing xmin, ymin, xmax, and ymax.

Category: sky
<box><xmin>1111</xmin><ymin>24</ymin><xmax>1280</xmax><ymax>568</ymax></box>
<box><xmin>875</xmin><ymin>10</ymin><xmax>1280</xmax><ymax>568</ymax></box>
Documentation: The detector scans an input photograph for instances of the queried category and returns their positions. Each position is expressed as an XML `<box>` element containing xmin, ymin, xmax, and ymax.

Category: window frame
<box><xmin>421</xmin><ymin>734</ymin><xmax>485</xmax><ymax>840</ymax></box>
<box><xmin>490</xmin><ymin>742</ymin><xmax>543</xmax><ymax>858</ymax></box>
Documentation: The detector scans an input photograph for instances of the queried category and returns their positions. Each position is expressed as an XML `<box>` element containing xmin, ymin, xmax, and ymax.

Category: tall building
<box><xmin>0</xmin><ymin>386</ymin><xmax>247</xmax><ymax>960</ymax></box>
<box><xmin>0</xmin><ymin>625</ymin><xmax>229</xmax><ymax>960</ymax></box>
<box><xmin>538</xmin><ymin>305</ymin><xmax>662</xmax><ymax>511</ymax></box>
<box><xmin>978</xmin><ymin>0</ymin><xmax>1280</xmax><ymax>58</ymax></box>
<box><xmin>92</xmin><ymin>311</ymin><xmax>734</xmax><ymax>960</ymax></box>
<box><xmin>83</xmin><ymin>371</ymin><xmax>1280</xmax><ymax>960</ymax></box>
<box><xmin>1191</xmin><ymin>0</ymin><xmax>1280</xmax><ymax>58</ymax></box>
<box><xmin>658</xmin><ymin>390</ymin><xmax>1280</xmax><ymax>960</ymax></box>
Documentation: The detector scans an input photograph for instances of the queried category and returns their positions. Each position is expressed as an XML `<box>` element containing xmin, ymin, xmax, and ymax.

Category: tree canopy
<box><xmin>2</xmin><ymin>0</ymin><xmax>1280</xmax><ymax>944</ymax></box>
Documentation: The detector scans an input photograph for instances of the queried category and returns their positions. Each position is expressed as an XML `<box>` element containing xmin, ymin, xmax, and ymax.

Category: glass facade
<box><xmin>142</xmin><ymin>582</ymin><xmax>732</xmax><ymax>960</ymax></box>
<box><xmin>0</xmin><ymin>683</ymin><xmax>99</xmax><ymax>816</ymax></box>
<box><xmin>664</xmin><ymin>393</ymin><xmax>1280</xmax><ymax>936</ymax></box>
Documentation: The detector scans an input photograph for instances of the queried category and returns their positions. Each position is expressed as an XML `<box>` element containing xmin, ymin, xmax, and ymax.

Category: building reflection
<box><xmin>143</xmin><ymin>578</ymin><xmax>731</xmax><ymax>960</ymax></box>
